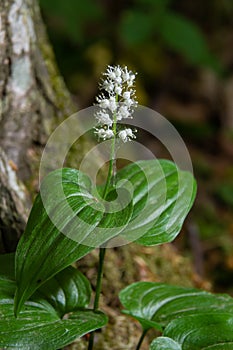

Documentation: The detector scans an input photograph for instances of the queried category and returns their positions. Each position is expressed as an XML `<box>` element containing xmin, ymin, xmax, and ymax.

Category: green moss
<box><xmin>38</xmin><ymin>38</ymin><xmax>73</xmax><ymax>113</ymax></box>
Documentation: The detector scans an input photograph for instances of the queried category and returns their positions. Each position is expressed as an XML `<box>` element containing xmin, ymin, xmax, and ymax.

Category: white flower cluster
<box><xmin>94</xmin><ymin>65</ymin><xmax>137</xmax><ymax>142</ymax></box>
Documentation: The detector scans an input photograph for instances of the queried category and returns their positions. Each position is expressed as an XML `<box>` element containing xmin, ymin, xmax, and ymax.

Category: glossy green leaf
<box><xmin>163</xmin><ymin>313</ymin><xmax>233</xmax><ymax>350</ymax></box>
<box><xmin>119</xmin><ymin>282</ymin><xmax>233</xmax><ymax>331</ymax></box>
<box><xmin>0</xmin><ymin>254</ymin><xmax>107</xmax><ymax>349</ymax></box>
<box><xmin>15</xmin><ymin>160</ymin><xmax>195</xmax><ymax>314</ymax></box>
<box><xmin>115</xmin><ymin>159</ymin><xmax>196</xmax><ymax>246</ymax></box>
<box><xmin>37</xmin><ymin>265</ymin><xmax>91</xmax><ymax>317</ymax></box>
<box><xmin>0</xmin><ymin>306</ymin><xmax>106</xmax><ymax>350</ymax></box>
<box><xmin>15</xmin><ymin>168</ymin><xmax>133</xmax><ymax>315</ymax></box>
<box><xmin>150</xmin><ymin>337</ymin><xmax>181</xmax><ymax>350</ymax></box>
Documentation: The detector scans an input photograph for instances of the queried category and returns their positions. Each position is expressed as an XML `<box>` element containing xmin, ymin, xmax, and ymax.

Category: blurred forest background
<box><xmin>39</xmin><ymin>0</ymin><xmax>233</xmax><ymax>294</ymax></box>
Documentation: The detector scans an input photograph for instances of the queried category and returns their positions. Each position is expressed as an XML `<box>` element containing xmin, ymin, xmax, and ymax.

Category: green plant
<box><xmin>0</xmin><ymin>253</ymin><xmax>107</xmax><ymax>349</ymax></box>
<box><xmin>120</xmin><ymin>282</ymin><xmax>233</xmax><ymax>349</ymax></box>
<box><xmin>40</xmin><ymin>0</ymin><xmax>221</xmax><ymax>72</ymax></box>
<box><xmin>39</xmin><ymin>0</ymin><xmax>223</xmax><ymax>105</ymax></box>
<box><xmin>1</xmin><ymin>66</ymin><xmax>232</xmax><ymax>350</ymax></box>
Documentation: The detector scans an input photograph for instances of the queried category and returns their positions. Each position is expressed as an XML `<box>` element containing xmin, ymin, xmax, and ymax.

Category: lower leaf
<box><xmin>0</xmin><ymin>305</ymin><xmax>107</xmax><ymax>350</ymax></box>
<box><xmin>0</xmin><ymin>254</ymin><xmax>107</xmax><ymax>349</ymax></box>
<box><xmin>163</xmin><ymin>313</ymin><xmax>233</xmax><ymax>350</ymax></box>
<box><xmin>119</xmin><ymin>282</ymin><xmax>233</xmax><ymax>331</ymax></box>
<box><xmin>150</xmin><ymin>337</ymin><xmax>181</xmax><ymax>350</ymax></box>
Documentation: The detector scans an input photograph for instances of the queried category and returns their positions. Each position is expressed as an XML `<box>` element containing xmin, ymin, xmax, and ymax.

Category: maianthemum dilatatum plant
<box><xmin>1</xmin><ymin>65</ymin><xmax>233</xmax><ymax>350</ymax></box>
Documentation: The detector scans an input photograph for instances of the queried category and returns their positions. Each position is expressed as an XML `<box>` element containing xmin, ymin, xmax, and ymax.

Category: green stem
<box><xmin>88</xmin><ymin>99</ymin><xmax>118</xmax><ymax>350</ymax></box>
<box><xmin>135</xmin><ymin>329</ymin><xmax>148</xmax><ymax>350</ymax></box>
<box><xmin>102</xmin><ymin>146</ymin><xmax>115</xmax><ymax>198</ymax></box>
<box><xmin>102</xmin><ymin>108</ymin><xmax>117</xmax><ymax>198</ymax></box>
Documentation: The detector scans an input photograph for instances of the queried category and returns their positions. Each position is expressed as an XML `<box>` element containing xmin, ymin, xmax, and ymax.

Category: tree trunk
<box><xmin>0</xmin><ymin>0</ymin><xmax>78</xmax><ymax>252</ymax></box>
<box><xmin>0</xmin><ymin>147</ymin><xmax>28</xmax><ymax>252</ymax></box>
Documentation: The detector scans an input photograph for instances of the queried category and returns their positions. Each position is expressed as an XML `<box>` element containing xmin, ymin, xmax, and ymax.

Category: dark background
<box><xmin>39</xmin><ymin>0</ymin><xmax>233</xmax><ymax>294</ymax></box>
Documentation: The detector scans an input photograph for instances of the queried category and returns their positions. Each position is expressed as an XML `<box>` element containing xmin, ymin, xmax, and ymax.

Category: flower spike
<box><xmin>94</xmin><ymin>65</ymin><xmax>137</xmax><ymax>142</ymax></box>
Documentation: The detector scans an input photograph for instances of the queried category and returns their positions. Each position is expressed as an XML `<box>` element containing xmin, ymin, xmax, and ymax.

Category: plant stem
<box><xmin>87</xmin><ymin>249</ymin><xmax>106</xmax><ymax>350</ymax></box>
<box><xmin>87</xmin><ymin>160</ymin><xmax>113</xmax><ymax>350</ymax></box>
<box><xmin>88</xmin><ymin>102</ymin><xmax>118</xmax><ymax>350</ymax></box>
<box><xmin>94</xmin><ymin>248</ymin><xmax>106</xmax><ymax>310</ymax></box>
<box><xmin>135</xmin><ymin>329</ymin><xmax>148</xmax><ymax>350</ymax></box>
<box><xmin>102</xmin><ymin>146</ymin><xmax>115</xmax><ymax>198</ymax></box>
<box><xmin>102</xmin><ymin>109</ymin><xmax>117</xmax><ymax>198</ymax></box>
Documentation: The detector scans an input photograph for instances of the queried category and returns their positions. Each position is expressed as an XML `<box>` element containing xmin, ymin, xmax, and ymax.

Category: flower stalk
<box><xmin>88</xmin><ymin>65</ymin><xmax>137</xmax><ymax>350</ymax></box>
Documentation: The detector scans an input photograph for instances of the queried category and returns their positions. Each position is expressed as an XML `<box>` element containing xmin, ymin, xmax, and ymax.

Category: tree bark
<box><xmin>0</xmin><ymin>0</ymin><xmax>78</xmax><ymax>252</ymax></box>
<box><xmin>0</xmin><ymin>0</ymin><xmax>76</xmax><ymax>180</ymax></box>
<box><xmin>0</xmin><ymin>147</ymin><xmax>28</xmax><ymax>252</ymax></box>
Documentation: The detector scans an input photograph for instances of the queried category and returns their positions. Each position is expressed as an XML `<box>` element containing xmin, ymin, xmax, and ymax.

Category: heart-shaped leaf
<box><xmin>150</xmin><ymin>337</ymin><xmax>181</xmax><ymax>350</ymax></box>
<box><xmin>119</xmin><ymin>282</ymin><xmax>233</xmax><ymax>331</ymax></box>
<box><xmin>115</xmin><ymin>159</ymin><xmax>196</xmax><ymax>245</ymax></box>
<box><xmin>15</xmin><ymin>159</ymin><xmax>196</xmax><ymax>314</ymax></box>
<box><xmin>15</xmin><ymin>167</ymin><xmax>133</xmax><ymax>315</ymax></box>
<box><xmin>0</xmin><ymin>254</ymin><xmax>107</xmax><ymax>349</ymax></box>
<box><xmin>162</xmin><ymin>313</ymin><xmax>233</xmax><ymax>350</ymax></box>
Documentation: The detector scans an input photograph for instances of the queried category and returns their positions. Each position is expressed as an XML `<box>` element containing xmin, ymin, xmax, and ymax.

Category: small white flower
<box><xmin>105</xmin><ymin>129</ymin><xmax>114</xmax><ymax>139</ymax></box>
<box><xmin>122</xmin><ymin>71</ymin><xmax>130</xmax><ymax>82</ymax></box>
<box><xmin>118</xmin><ymin>128</ymin><xmax>136</xmax><ymax>143</ymax></box>
<box><xmin>97</xmin><ymin>97</ymin><xmax>109</xmax><ymax>109</ymax></box>
<box><xmin>115</xmin><ymin>77</ymin><xmax>122</xmax><ymax>85</ymax></box>
<box><xmin>102</xmin><ymin>80</ymin><xmax>114</xmax><ymax>93</ymax></box>
<box><xmin>95</xmin><ymin>111</ymin><xmax>112</xmax><ymax>126</ymax></box>
<box><xmin>115</xmin><ymin>86</ymin><xmax>122</xmax><ymax>95</ymax></box>
<box><xmin>117</xmin><ymin>105</ymin><xmax>130</xmax><ymax>119</ymax></box>
<box><xmin>115</xmin><ymin>66</ymin><xmax>122</xmax><ymax>77</ymax></box>
<box><xmin>108</xmin><ymin>96</ymin><xmax>117</xmax><ymax>112</ymax></box>
<box><xmin>95</xmin><ymin>128</ymin><xmax>114</xmax><ymax>140</ymax></box>
<box><xmin>123</xmin><ymin>98</ymin><xmax>134</xmax><ymax>109</ymax></box>
<box><xmin>123</xmin><ymin>91</ymin><xmax>131</xmax><ymax>100</ymax></box>
<box><xmin>128</xmin><ymin>74</ymin><xmax>135</xmax><ymax>86</ymax></box>
<box><xmin>108</xmin><ymin>71</ymin><xmax>116</xmax><ymax>80</ymax></box>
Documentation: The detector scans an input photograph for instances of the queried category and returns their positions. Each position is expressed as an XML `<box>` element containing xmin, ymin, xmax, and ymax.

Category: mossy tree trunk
<box><xmin>0</xmin><ymin>0</ymin><xmax>78</xmax><ymax>252</ymax></box>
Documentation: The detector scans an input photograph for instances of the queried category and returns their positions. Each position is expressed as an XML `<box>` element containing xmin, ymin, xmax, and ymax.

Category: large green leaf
<box><xmin>15</xmin><ymin>160</ymin><xmax>195</xmax><ymax>314</ymax></box>
<box><xmin>115</xmin><ymin>159</ymin><xmax>196</xmax><ymax>245</ymax></box>
<box><xmin>150</xmin><ymin>337</ymin><xmax>181</xmax><ymax>350</ymax></box>
<box><xmin>15</xmin><ymin>167</ymin><xmax>132</xmax><ymax>315</ymax></box>
<box><xmin>119</xmin><ymin>282</ymin><xmax>233</xmax><ymax>331</ymax></box>
<box><xmin>162</xmin><ymin>313</ymin><xmax>233</xmax><ymax>349</ymax></box>
<box><xmin>0</xmin><ymin>254</ymin><xmax>107</xmax><ymax>349</ymax></box>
